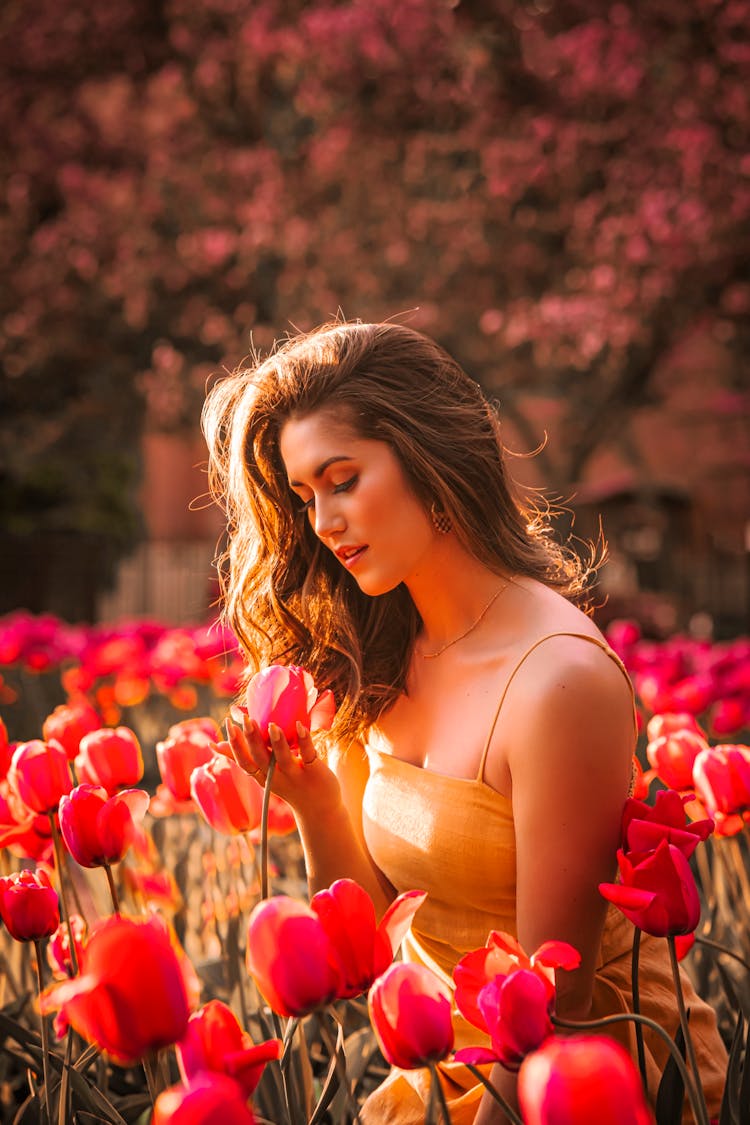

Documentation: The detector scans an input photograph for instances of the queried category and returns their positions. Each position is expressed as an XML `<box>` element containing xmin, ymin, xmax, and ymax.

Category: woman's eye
<box><xmin>333</xmin><ymin>474</ymin><xmax>358</xmax><ymax>495</ymax></box>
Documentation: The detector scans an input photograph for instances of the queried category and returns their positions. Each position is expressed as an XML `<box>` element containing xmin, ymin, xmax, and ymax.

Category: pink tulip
<box><xmin>8</xmin><ymin>739</ymin><xmax>73</xmax><ymax>814</ymax></box>
<box><xmin>246</xmin><ymin>895</ymin><xmax>341</xmax><ymax>1016</ymax></box>
<box><xmin>455</xmin><ymin>968</ymin><xmax>553</xmax><ymax>1071</ymax></box>
<box><xmin>709</xmin><ymin>698</ymin><xmax>746</xmax><ymax>736</ymax></box>
<box><xmin>693</xmin><ymin>744</ymin><xmax>750</xmax><ymax>821</ymax></box>
<box><xmin>0</xmin><ymin>867</ymin><xmax>59</xmax><ymax>942</ymax></box>
<box><xmin>240</xmin><ymin>664</ymin><xmax>336</xmax><ymax>748</ymax></box>
<box><xmin>368</xmin><ymin>962</ymin><xmax>454</xmax><ymax>1069</ymax></box>
<box><xmin>59</xmin><ymin>784</ymin><xmax>149</xmax><ymax>867</ymax></box>
<box><xmin>518</xmin><ymin>1035</ymin><xmax>653</xmax><ymax>1124</ymax></box>
<box><xmin>310</xmin><ymin>878</ymin><xmax>426</xmax><ymax>999</ymax></box>
<box><xmin>190</xmin><ymin>756</ymin><xmax>264</xmax><ymax>836</ymax></box>
<box><xmin>75</xmin><ymin>726</ymin><xmax>144</xmax><ymax>793</ymax></box>
<box><xmin>177</xmin><ymin>999</ymin><xmax>281</xmax><ymax>1096</ymax></box>
<box><xmin>453</xmin><ymin>931</ymin><xmax>580</xmax><ymax>1031</ymax></box>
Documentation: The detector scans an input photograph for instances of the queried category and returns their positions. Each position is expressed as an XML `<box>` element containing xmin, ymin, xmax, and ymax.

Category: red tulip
<box><xmin>709</xmin><ymin>698</ymin><xmax>747</xmax><ymax>736</ymax></box>
<box><xmin>646</xmin><ymin>729</ymin><xmax>709</xmax><ymax>791</ymax></box>
<box><xmin>239</xmin><ymin>664</ymin><xmax>336</xmax><ymax>748</ymax></box>
<box><xmin>645</xmin><ymin>712</ymin><xmax>705</xmax><ymax>743</ymax></box>
<box><xmin>190</xmin><ymin>756</ymin><xmax>264</xmax><ymax>836</ymax></box>
<box><xmin>42</xmin><ymin>699</ymin><xmax>101</xmax><ymax>760</ymax></box>
<box><xmin>8</xmin><ymin>739</ymin><xmax>73</xmax><ymax>814</ymax></box>
<box><xmin>177</xmin><ymin>1000</ymin><xmax>281</xmax><ymax>1096</ymax></box>
<box><xmin>0</xmin><ymin>716</ymin><xmax>12</xmax><ymax>780</ymax></box>
<box><xmin>47</xmin><ymin>914</ymin><xmax>87</xmax><ymax>978</ymax></box>
<box><xmin>58</xmin><ymin>784</ymin><xmax>149</xmax><ymax>867</ymax></box>
<box><xmin>153</xmin><ymin>1074</ymin><xmax>256</xmax><ymax>1125</ymax></box>
<box><xmin>156</xmin><ymin>730</ymin><xmax>215</xmax><ymax>801</ymax></box>
<box><xmin>169</xmin><ymin>716</ymin><xmax>222</xmax><ymax>742</ymax></box>
<box><xmin>75</xmin><ymin>726</ymin><xmax>144</xmax><ymax>794</ymax></box>
<box><xmin>310</xmin><ymin>879</ymin><xmax>426</xmax><ymax>999</ymax></box>
<box><xmin>246</xmin><ymin>895</ymin><xmax>341</xmax><ymax>1016</ymax></box>
<box><xmin>693</xmin><ymin>744</ymin><xmax>750</xmax><ymax>821</ymax></box>
<box><xmin>518</xmin><ymin>1035</ymin><xmax>654</xmax><ymax>1124</ymax></box>
<box><xmin>599</xmin><ymin>839</ymin><xmax>701</xmax><ymax>936</ymax></box>
<box><xmin>0</xmin><ymin>867</ymin><xmax>59</xmax><ymax>941</ymax></box>
<box><xmin>41</xmin><ymin>915</ymin><xmax>191</xmax><ymax>1064</ymax></box>
<box><xmin>453</xmin><ymin>931</ymin><xmax>580</xmax><ymax>1032</ymax></box>
<box><xmin>620</xmin><ymin>788</ymin><xmax>713</xmax><ymax>859</ymax></box>
<box><xmin>455</xmin><ymin>969</ymin><xmax>554</xmax><ymax>1071</ymax></box>
<box><xmin>0</xmin><ymin>785</ymin><xmax>53</xmax><ymax>861</ymax></box>
<box><xmin>247</xmin><ymin>793</ymin><xmax>297</xmax><ymax>841</ymax></box>
<box><xmin>368</xmin><ymin>962</ymin><xmax>454</xmax><ymax>1069</ymax></box>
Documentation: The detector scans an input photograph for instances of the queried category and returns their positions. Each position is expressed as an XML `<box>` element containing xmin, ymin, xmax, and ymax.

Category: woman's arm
<box><xmin>226</xmin><ymin>718</ymin><xmax>395</xmax><ymax>915</ymax></box>
<box><xmin>475</xmin><ymin>637</ymin><xmax>635</xmax><ymax>1123</ymax></box>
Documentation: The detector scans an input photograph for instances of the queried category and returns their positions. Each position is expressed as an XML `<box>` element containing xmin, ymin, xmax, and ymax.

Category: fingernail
<box><xmin>296</xmin><ymin>720</ymin><xmax>307</xmax><ymax>739</ymax></box>
<box><xmin>268</xmin><ymin>722</ymin><xmax>280</xmax><ymax>742</ymax></box>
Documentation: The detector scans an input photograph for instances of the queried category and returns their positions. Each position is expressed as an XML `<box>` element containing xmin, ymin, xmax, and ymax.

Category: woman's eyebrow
<box><xmin>289</xmin><ymin>455</ymin><xmax>354</xmax><ymax>487</ymax></box>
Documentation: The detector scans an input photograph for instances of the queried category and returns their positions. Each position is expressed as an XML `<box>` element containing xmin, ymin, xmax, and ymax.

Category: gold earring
<box><xmin>430</xmin><ymin>502</ymin><xmax>452</xmax><ymax>534</ymax></box>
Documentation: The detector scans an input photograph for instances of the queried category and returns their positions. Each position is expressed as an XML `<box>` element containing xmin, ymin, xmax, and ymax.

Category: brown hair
<box><xmin>203</xmin><ymin>320</ymin><xmax>596</xmax><ymax>744</ymax></box>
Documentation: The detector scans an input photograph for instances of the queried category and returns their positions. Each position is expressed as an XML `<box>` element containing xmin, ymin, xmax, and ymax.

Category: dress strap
<box><xmin>477</xmin><ymin>631</ymin><xmax>637</xmax><ymax>783</ymax></box>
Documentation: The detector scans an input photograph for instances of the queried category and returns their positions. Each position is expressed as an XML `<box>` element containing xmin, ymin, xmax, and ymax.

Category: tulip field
<box><xmin>0</xmin><ymin>610</ymin><xmax>749</xmax><ymax>1123</ymax></box>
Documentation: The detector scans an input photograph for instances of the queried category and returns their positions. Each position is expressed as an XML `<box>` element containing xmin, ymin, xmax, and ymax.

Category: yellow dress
<box><xmin>360</xmin><ymin>633</ymin><xmax>727</xmax><ymax>1123</ymax></box>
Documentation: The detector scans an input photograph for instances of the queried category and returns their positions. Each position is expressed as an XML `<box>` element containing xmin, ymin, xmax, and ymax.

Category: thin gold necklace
<box><xmin>420</xmin><ymin>582</ymin><xmax>509</xmax><ymax>659</ymax></box>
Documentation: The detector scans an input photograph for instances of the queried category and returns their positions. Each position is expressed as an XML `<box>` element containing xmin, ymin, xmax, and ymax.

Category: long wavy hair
<box><xmin>203</xmin><ymin>320</ymin><xmax>598</xmax><ymax>744</ymax></box>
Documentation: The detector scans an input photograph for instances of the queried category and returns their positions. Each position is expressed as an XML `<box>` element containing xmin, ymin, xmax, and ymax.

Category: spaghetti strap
<box><xmin>477</xmin><ymin>631</ymin><xmax>637</xmax><ymax>783</ymax></box>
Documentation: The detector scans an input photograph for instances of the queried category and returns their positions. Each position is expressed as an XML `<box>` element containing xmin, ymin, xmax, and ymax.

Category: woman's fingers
<box><xmin>226</xmin><ymin>717</ymin><xmax>268</xmax><ymax>777</ymax></box>
<box><xmin>296</xmin><ymin>723</ymin><xmax>318</xmax><ymax>766</ymax></box>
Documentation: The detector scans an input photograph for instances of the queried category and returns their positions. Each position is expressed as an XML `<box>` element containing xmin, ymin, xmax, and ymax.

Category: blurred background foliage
<box><xmin>1</xmin><ymin>0</ymin><xmax>748</xmax><ymax>626</ymax></box>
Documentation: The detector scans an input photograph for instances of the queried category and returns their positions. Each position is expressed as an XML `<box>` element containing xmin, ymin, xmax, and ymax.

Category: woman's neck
<box><xmin>406</xmin><ymin>545</ymin><xmax>512</xmax><ymax>653</ymax></box>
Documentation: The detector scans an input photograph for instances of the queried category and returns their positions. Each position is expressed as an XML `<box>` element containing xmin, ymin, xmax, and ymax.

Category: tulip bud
<box><xmin>42</xmin><ymin>699</ymin><xmax>101</xmax><ymax>760</ymax></box>
<box><xmin>0</xmin><ymin>867</ymin><xmax>59</xmax><ymax>942</ymax></box>
<box><xmin>75</xmin><ymin>726</ymin><xmax>144</xmax><ymax>794</ymax></box>
<box><xmin>368</xmin><ymin>962</ymin><xmax>454</xmax><ymax>1069</ymax></box>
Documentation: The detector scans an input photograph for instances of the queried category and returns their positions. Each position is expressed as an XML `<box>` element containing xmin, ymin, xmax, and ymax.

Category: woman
<box><xmin>204</xmin><ymin>320</ymin><xmax>726</xmax><ymax>1122</ymax></box>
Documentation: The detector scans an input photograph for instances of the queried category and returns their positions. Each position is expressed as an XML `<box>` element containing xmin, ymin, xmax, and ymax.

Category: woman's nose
<box><xmin>313</xmin><ymin>498</ymin><xmax>345</xmax><ymax>539</ymax></box>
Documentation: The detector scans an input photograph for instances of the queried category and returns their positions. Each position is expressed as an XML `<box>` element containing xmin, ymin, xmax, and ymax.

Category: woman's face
<box><xmin>279</xmin><ymin>410</ymin><xmax>438</xmax><ymax>596</ymax></box>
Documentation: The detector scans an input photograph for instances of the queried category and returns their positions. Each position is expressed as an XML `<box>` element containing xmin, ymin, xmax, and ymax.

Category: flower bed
<box><xmin>0</xmin><ymin>612</ymin><xmax>748</xmax><ymax>1123</ymax></box>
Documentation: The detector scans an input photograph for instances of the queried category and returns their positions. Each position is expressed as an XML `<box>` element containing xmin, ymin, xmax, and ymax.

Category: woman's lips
<box><xmin>336</xmin><ymin>545</ymin><xmax>368</xmax><ymax>569</ymax></box>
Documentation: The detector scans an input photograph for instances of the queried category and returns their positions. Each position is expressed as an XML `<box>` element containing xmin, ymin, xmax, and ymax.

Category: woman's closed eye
<box><xmin>294</xmin><ymin>474</ymin><xmax>358</xmax><ymax>514</ymax></box>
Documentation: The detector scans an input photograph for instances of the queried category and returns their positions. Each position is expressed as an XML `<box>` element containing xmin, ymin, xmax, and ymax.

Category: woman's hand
<box><xmin>225</xmin><ymin>714</ymin><xmax>343</xmax><ymax>820</ymax></box>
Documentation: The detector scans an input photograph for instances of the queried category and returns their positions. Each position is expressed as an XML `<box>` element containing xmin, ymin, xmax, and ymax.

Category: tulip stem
<box><xmin>34</xmin><ymin>940</ymin><xmax>54</xmax><ymax>1125</ymax></box>
<box><xmin>630</xmin><ymin>926</ymin><xmax>648</xmax><ymax>1094</ymax></box>
<box><xmin>48</xmin><ymin>813</ymin><xmax>79</xmax><ymax>976</ymax></box>
<box><xmin>318</xmin><ymin>1008</ymin><xmax>361</xmax><ymax>1123</ymax></box>
<box><xmin>279</xmin><ymin>1016</ymin><xmax>303</xmax><ymax>1125</ymax></box>
<box><xmin>260</xmin><ymin>755</ymin><xmax>277</xmax><ymax>902</ymax></box>
<box><xmin>463</xmin><ymin>1063</ymin><xmax>523</xmax><ymax>1125</ymax></box>
<box><xmin>427</xmin><ymin>1062</ymin><xmax>453</xmax><ymax>1124</ymax></box>
<box><xmin>103</xmin><ymin>862</ymin><xmax>120</xmax><ymax>915</ymax></box>
<box><xmin>553</xmin><ymin>1011</ymin><xmax>706</xmax><ymax>1125</ymax></box>
<box><xmin>142</xmin><ymin>1051</ymin><xmax>161</xmax><ymax>1106</ymax></box>
<box><xmin>667</xmin><ymin>936</ymin><xmax>710</xmax><ymax>1125</ymax></box>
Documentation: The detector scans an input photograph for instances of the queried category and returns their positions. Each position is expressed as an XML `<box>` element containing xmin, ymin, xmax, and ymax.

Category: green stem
<box><xmin>48</xmin><ymin>814</ymin><xmax>79</xmax><ymax>976</ymax></box>
<box><xmin>463</xmin><ymin>1063</ymin><xmax>524</xmax><ymax>1125</ymax></box>
<box><xmin>553</xmin><ymin>1010</ymin><xmax>705</xmax><ymax>1125</ymax></box>
<box><xmin>34</xmin><ymin>940</ymin><xmax>54</xmax><ymax>1125</ymax></box>
<box><xmin>667</xmin><ymin>935</ymin><xmax>710</xmax><ymax>1125</ymax></box>
<box><xmin>427</xmin><ymin>1061</ymin><xmax>453</xmax><ymax>1124</ymax></box>
<box><xmin>279</xmin><ymin>1015</ymin><xmax>301</xmax><ymax>1125</ymax></box>
<box><xmin>317</xmin><ymin>1008</ymin><xmax>361</xmax><ymax>1123</ymax></box>
<box><xmin>260</xmin><ymin>755</ymin><xmax>277</xmax><ymax>901</ymax></box>
<box><xmin>103</xmin><ymin>862</ymin><xmax>120</xmax><ymax>915</ymax></box>
<box><xmin>631</xmin><ymin>926</ymin><xmax>648</xmax><ymax>1094</ymax></box>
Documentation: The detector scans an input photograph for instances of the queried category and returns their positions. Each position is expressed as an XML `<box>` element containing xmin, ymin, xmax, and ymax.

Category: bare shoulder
<box><xmin>501</xmin><ymin>594</ymin><xmax>635</xmax><ymax>791</ymax></box>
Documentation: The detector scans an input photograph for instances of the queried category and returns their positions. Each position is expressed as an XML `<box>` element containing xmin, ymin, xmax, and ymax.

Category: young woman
<box><xmin>204</xmin><ymin>320</ymin><xmax>726</xmax><ymax>1122</ymax></box>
